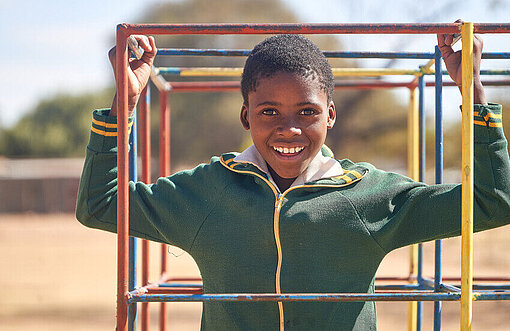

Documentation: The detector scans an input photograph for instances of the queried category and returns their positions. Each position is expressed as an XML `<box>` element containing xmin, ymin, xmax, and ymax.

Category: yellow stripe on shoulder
<box><xmin>474</xmin><ymin>111</ymin><xmax>502</xmax><ymax>121</ymax></box>
<box><xmin>473</xmin><ymin>120</ymin><xmax>487</xmax><ymax>127</ymax></box>
<box><xmin>489</xmin><ymin>122</ymin><xmax>502</xmax><ymax>128</ymax></box>
<box><xmin>91</xmin><ymin>126</ymin><xmax>117</xmax><ymax>136</ymax></box>
<box><xmin>344</xmin><ymin>170</ymin><xmax>363</xmax><ymax>178</ymax></box>
<box><xmin>91</xmin><ymin>125</ymin><xmax>132</xmax><ymax>136</ymax></box>
<box><xmin>93</xmin><ymin>118</ymin><xmax>117</xmax><ymax>129</ymax></box>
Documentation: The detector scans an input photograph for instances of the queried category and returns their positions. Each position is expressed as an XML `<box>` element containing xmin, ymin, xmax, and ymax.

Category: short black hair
<box><xmin>241</xmin><ymin>34</ymin><xmax>334</xmax><ymax>104</ymax></box>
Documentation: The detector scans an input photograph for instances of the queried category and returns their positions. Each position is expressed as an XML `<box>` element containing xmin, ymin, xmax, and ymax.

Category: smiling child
<box><xmin>76</xmin><ymin>33</ymin><xmax>510</xmax><ymax>330</ymax></box>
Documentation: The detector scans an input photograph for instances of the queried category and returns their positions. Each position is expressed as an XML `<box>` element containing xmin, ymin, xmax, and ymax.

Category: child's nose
<box><xmin>277</xmin><ymin>118</ymin><xmax>302</xmax><ymax>136</ymax></box>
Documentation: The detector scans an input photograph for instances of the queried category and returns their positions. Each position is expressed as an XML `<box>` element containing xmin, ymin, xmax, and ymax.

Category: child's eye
<box><xmin>300</xmin><ymin>108</ymin><xmax>315</xmax><ymax>115</ymax></box>
<box><xmin>262</xmin><ymin>108</ymin><xmax>278</xmax><ymax>115</ymax></box>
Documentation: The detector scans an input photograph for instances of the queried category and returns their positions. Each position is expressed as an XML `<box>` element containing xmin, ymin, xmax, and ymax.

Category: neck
<box><xmin>267</xmin><ymin>165</ymin><xmax>296</xmax><ymax>192</ymax></box>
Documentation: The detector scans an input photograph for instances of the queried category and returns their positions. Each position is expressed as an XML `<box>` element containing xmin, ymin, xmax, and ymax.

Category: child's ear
<box><xmin>240</xmin><ymin>104</ymin><xmax>250</xmax><ymax>130</ymax></box>
<box><xmin>327</xmin><ymin>101</ymin><xmax>336</xmax><ymax>129</ymax></box>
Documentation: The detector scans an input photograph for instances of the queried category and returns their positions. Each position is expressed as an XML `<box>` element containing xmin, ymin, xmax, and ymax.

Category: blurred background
<box><xmin>1</xmin><ymin>0</ymin><xmax>510</xmax><ymax>329</ymax></box>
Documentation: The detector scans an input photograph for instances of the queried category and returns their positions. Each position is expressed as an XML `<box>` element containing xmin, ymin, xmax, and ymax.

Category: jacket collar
<box><xmin>232</xmin><ymin>145</ymin><xmax>344</xmax><ymax>191</ymax></box>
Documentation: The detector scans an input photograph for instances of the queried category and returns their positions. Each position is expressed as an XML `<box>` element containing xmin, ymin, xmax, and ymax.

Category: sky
<box><xmin>1</xmin><ymin>0</ymin><xmax>510</xmax><ymax>127</ymax></box>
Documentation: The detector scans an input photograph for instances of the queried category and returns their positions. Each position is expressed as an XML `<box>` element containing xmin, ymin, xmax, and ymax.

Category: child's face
<box><xmin>240</xmin><ymin>72</ymin><xmax>336</xmax><ymax>180</ymax></box>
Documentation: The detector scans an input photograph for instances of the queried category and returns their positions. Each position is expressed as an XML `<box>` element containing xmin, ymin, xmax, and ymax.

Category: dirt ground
<box><xmin>1</xmin><ymin>213</ymin><xmax>509</xmax><ymax>330</ymax></box>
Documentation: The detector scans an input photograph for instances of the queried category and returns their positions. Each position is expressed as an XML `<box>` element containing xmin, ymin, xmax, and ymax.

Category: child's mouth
<box><xmin>272</xmin><ymin>146</ymin><xmax>305</xmax><ymax>158</ymax></box>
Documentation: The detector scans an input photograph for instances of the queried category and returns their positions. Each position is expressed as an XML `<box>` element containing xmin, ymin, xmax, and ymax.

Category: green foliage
<box><xmin>0</xmin><ymin>89</ymin><xmax>114</xmax><ymax>157</ymax></box>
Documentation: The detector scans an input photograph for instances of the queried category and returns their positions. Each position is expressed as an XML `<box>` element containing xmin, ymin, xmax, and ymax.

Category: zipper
<box><xmin>220</xmin><ymin>157</ymin><xmax>366</xmax><ymax>331</ymax></box>
<box><xmin>274</xmin><ymin>193</ymin><xmax>285</xmax><ymax>331</ymax></box>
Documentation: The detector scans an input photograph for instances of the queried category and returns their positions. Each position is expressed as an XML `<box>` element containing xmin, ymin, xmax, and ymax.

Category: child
<box><xmin>76</xmin><ymin>33</ymin><xmax>510</xmax><ymax>330</ymax></box>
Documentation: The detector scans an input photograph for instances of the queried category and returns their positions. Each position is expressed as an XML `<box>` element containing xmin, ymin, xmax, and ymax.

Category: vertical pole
<box><xmin>128</xmin><ymin>110</ymin><xmax>138</xmax><ymax>331</ymax></box>
<box><xmin>433</xmin><ymin>45</ymin><xmax>444</xmax><ymax>331</ymax></box>
<box><xmin>116</xmin><ymin>25</ymin><xmax>129</xmax><ymax>331</ymax></box>
<box><xmin>416</xmin><ymin>74</ymin><xmax>425</xmax><ymax>331</ymax></box>
<box><xmin>140</xmin><ymin>84</ymin><xmax>151</xmax><ymax>331</ymax></box>
<box><xmin>460</xmin><ymin>22</ymin><xmax>474</xmax><ymax>331</ymax></box>
<box><xmin>159</xmin><ymin>90</ymin><xmax>170</xmax><ymax>331</ymax></box>
<box><xmin>407</xmin><ymin>87</ymin><xmax>419</xmax><ymax>331</ymax></box>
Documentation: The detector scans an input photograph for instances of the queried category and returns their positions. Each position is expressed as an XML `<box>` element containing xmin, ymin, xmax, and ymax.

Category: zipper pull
<box><xmin>275</xmin><ymin>193</ymin><xmax>282</xmax><ymax>208</ymax></box>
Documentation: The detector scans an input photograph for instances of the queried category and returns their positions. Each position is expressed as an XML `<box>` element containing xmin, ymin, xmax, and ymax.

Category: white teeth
<box><xmin>273</xmin><ymin>146</ymin><xmax>304</xmax><ymax>154</ymax></box>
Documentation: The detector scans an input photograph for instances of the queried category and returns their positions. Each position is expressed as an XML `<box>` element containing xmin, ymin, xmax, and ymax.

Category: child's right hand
<box><xmin>108</xmin><ymin>35</ymin><xmax>157</xmax><ymax>117</ymax></box>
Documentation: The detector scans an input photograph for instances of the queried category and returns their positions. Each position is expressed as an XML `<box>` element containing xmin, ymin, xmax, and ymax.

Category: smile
<box><xmin>273</xmin><ymin>146</ymin><xmax>305</xmax><ymax>154</ymax></box>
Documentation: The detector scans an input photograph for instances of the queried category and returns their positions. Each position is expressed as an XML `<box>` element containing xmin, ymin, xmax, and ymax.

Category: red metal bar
<box><xmin>116</xmin><ymin>25</ymin><xmax>129</xmax><ymax>331</ymax></box>
<box><xmin>139</xmin><ymin>85</ymin><xmax>151</xmax><ymax>331</ymax></box>
<box><xmin>120</xmin><ymin>23</ymin><xmax>510</xmax><ymax>36</ymax></box>
<box><xmin>159</xmin><ymin>90</ymin><xmax>170</xmax><ymax>331</ymax></box>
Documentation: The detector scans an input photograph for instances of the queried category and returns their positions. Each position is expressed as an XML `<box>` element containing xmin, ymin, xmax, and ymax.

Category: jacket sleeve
<box><xmin>75</xmin><ymin>109</ymin><xmax>223</xmax><ymax>250</ymax></box>
<box><xmin>354</xmin><ymin>103</ymin><xmax>510</xmax><ymax>253</ymax></box>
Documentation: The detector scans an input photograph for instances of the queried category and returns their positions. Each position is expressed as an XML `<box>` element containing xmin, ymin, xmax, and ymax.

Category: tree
<box><xmin>0</xmin><ymin>89</ymin><xmax>113</xmax><ymax>157</ymax></box>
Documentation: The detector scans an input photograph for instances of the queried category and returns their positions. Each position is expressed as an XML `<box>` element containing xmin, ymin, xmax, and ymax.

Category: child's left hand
<box><xmin>437</xmin><ymin>20</ymin><xmax>487</xmax><ymax>105</ymax></box>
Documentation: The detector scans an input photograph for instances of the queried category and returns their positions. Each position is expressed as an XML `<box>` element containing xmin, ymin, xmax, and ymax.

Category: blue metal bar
<box><xmin>127</xmin><ymin>292</ymin><xmax>463</xmax><ymax>304</ymax></box>
<box><xmin>438</xmin><ymin>69</ymin><xmax>510</xmax><ymax>75</ymax></box>
<box><xmin>155</xmin><ymin>48</ymin><xmax>436</xmax><ymax>58</ymax></box>
<box><xmin>434</xmin><ymin>45</ymin><xmax>444</xmax><ymax>331</ymax></box>
<box><xmin>473</xmin><ymin>285</ymin><xmax>510</xmax><ymax>290</ymax></box>
<box><xmin>155</xmin><ymin>48</ymin><xmax>510</xmax><ymax>59</ymax></box>
<box><xmin>417</xmin><ymin>73</ymin><xmax>425</xmax><ymax>331</ymax></box>
<box><xmin>128</xmin><ymin>111</ymin><xmax>138</xmax><ymax>331</ymax></box>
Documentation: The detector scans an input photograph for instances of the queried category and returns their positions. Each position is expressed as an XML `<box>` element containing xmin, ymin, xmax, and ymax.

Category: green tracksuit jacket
<box><xmin>76</xmin><ymin>104</ymin><xmax>510</xmax><ymax>330</ymax></box>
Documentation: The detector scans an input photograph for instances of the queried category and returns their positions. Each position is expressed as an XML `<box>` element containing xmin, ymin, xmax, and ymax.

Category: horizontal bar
<box><xmin>166</xmin><ymin>79</ymin><xmax>510</xmax><ymax>92</ymax></box>
<box><xmin>474</xmin><ymin>292</ymin><xmax>510</xmax><ymax>301</ymax></box>
<box><xmin>167</xmin><ymin>80</ymin><xmax>413</xmax><ymax>92</ymax></box>
<box><xmin>473</xmin><ymin>285</ymin><xmax>510</xmax><ymax>290</ymax></box>
<box><xmin>121</xmin><ymin>23</ymin><xmax>510</xmax><ymax>35</ymax></box>
<box><xmin>147</xmin><ymin>49</ymin><xmax>510</xmax><ymax>59</ymax></box>
<box><xmin>127</xmin><ymin>292</ymin><xmax>462</xmax><ymax>304</ymax></box>
<box><xmin>158</xmin><ymin>67</ymin><xmax>423</xmax><ymax>77</ymax></box>
<box><xmin>156</xmin><ymin>48</ymin><xmax>436</xmax><ymax>59</ymax></box>
<box><xmin>425</xmin><ymin>80</ymin><xmax>510</xmax><ymax>87</ymax></box>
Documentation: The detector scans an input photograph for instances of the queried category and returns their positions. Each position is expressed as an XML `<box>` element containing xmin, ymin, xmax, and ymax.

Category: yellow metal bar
<box><xmin>166</xmin><ymin>67</ymin><xmax>425</xmax><ymax>77</ymax></box>
<box><xmin>460</xmin><ymin>22</ymin><xmax>474</xmax><ymax>331</ymax></box>
<box><xmin>406</xmin><ymin>87</ymin><xmax>419</xmax><ymax>331</ymax></box>
<box><xmin>332</xmin><ymin>68</ymin><xmax>422</xmax><ymax>76</ymax></box>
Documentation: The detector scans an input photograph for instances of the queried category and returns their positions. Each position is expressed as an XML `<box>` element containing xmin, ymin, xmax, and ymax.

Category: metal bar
<box><xmin>156</xmin><ymin>48</ymin><xmax>436</xmax><ymax>58</ymax></box>
<box><xmin>416</xmin><ymin>74</ymin><xmax>426</xmax><ymax>331</ymax></box>
<box><xmin>460</xmin><ymin>22</ymin><xmax>474</xmax><ymax>331</ymax></box>
<box><xmin>121</xmin><ymin>23</ymin><xmax>510</xmax><ymax>35</ymax></box>
<box><xmin>127</xmin><ymin>292</ymin><xmax>462</xmax><ymax>304</ymax></box>
<box><xmin>167</xmin><ymin>80</ymin><xmax>414</xmax><ymax>92</ymax></box>
<box><xmin>158</xmin><ymin>67</ymin><xmax>424</xmax><ymax>77</ymax></box>
<box><xmin>128</xmin><ymin>109</ymin><xmax>138</xmax><ymax>331</ymax></box>
<box><xmin>159</xmin><ymin>90</ymin><xmax>170</xmax><ymax>331</ymax></box>
<box><xmin>433</xmin><ymin>45</ymin><xmax>444</xmax><ymax>331</ymax></box>
<box><xmin>164</xmin><ymin>79</ymin><xmax>510</xmax><ymax>92</ymax></box>
<box><xmin>116</xmin><ymin>25</ymin><xmax>129</xmax><ymax>331</ymax></box>
<box><xmin>139</xmin><ymin>84</ymin><xmax>151</xmax><ymax>331</ymax></box>
<box><xmin>473</xmin><ymin>292</ymin><xmax>510</xmax><ymax>300</ymax></box>
<box><xmin>407</xmin><ymin>86</ymin><xmax>420</xmax><ymax>331</ymax></box>
<box><xmin>157</xmin><ymin>67</ymin><xmax>510</xmax><ymax>77</ymax></box>
<box><xmin>426</xmin><ymin>80</ymin><xmax>510</xmax><ymax>87</ymax></box>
